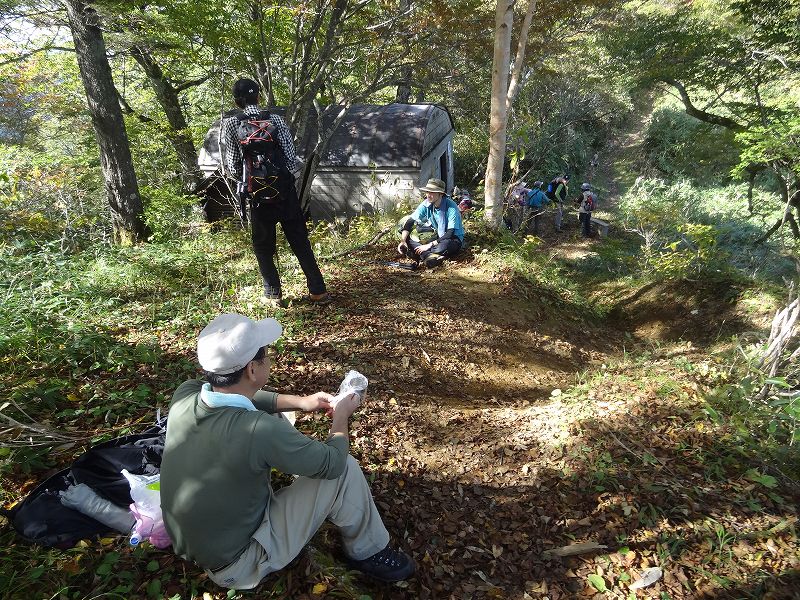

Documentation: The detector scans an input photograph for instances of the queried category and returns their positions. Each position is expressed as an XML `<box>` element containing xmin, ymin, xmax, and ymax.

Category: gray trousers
<box><xmin>207</xmin><ymin>455</ymin><xmax>390</xmax><ymax>589</ymax></box>
<box><xmin>554</xmin><ymin>202</ymin><xmax>564</xmax><ymax>231</ymax></box>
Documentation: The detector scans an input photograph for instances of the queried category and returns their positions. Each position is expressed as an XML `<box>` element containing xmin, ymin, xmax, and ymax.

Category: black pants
<box><xmin>403</xmin><ymin>237</ymin><xmax>462</xmax><ymax>262</ymax></box>
<box><xmin>251</xmin><ymin>201</ymin><xmax>326</xmax><ymax>297</ymax></box>
<box><xmin>579</xmin><ymin>212</ymin><xmax>592</xmax><ymax>237</ymax></box>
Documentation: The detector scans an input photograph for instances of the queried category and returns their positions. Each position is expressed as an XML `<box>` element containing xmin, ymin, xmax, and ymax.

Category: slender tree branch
<box><xmin>117</xmin><ymin>91</ymin><xmax>153</xmax><ymax>123</ymax></box>
<box><xmin>662</xmin><ymin>78</ymin><xmax>746</xmax><ymax>132</ymax></box>
<box><xmin>0</xmin><ymin>45</ymin><xmax>74</xmax><ymax>66</ymax></box>
<box><xmin>506</xmin><ymin>0</ymin><xmax>537</xmax><ymax>111</ymax></box>
<box><xmin>174</xmin><ymin>73</ymin><xmax>213</xmax><ymax>92</ymax></box>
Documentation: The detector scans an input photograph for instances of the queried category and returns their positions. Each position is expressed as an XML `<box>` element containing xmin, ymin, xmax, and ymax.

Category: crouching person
<box><xmin>160</xmin><ymin>313</ymin><xmax>415</xmax><ymax>589</ymax></box>
<box><xmin>398</xmin><ymin>178</ymin><xmax>464</xmax><ymax>268</ymax></box>
<box><xmin>524</xmin><ymin>181</ymin><xmax>550</xmax><ymax>235</ymax></box>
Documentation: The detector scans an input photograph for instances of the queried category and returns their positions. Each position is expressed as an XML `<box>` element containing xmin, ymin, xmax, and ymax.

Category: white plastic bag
<box><xmin>330</xmin><ymin>370</ymin><xmax>368</xmax><ymax>409</ymax></box>
<box><xmin>121</xmin><ymin>469</ymin><xmax>171</xmax><ymax>548</ymax></box>
<box><xmin>629</xmin><ymin>567</ymin><xmax>663</xmax><ymax>590</ymax></box>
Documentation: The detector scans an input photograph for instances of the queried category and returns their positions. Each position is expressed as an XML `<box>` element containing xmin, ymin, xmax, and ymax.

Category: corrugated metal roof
<box><xmin>198</xmin><ymin>103</ymin><xmax>453</xmax><ymax>172</ymax></box>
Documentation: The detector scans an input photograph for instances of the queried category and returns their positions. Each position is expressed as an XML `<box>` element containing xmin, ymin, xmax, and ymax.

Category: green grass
<box><xmin>1</xmin><ymin>182</ymin><xmax>797</xmax><ymax>599</ymax></box>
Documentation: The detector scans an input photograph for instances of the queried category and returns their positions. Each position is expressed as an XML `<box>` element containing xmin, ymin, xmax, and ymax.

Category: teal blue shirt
<box><xmin>411</xmin><ymin>196</ymin><xmax>465</xmax><ymax>242</ymax></box>
<box><xmin>526</xmin><ymin>188</ymin><xmax>549</xmax><ymax>209</ymax></box>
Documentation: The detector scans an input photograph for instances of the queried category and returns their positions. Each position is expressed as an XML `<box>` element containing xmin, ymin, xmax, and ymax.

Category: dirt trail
<box><xmin>255</xmin><ymin>112</ymin><xmax>798</xmax><ymax>597</ymax></box>
<box><xmin>268</xmin><ymin>234</ymin><xmax>799</xmax><ymax>599</ymax></box>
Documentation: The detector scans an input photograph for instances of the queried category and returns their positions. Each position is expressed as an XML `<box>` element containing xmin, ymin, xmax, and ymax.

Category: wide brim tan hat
<box><xmin>419</xmin><ymin>178</ymin><xmax>446</xmax><ymax>193</ymax></box>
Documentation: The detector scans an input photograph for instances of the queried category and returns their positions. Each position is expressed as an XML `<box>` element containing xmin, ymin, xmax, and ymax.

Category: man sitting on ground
<box><xmin>160</xmin><ymin>313</ymin><xmax>415</xmax><ymax>589</ymax></box>
<box><xmin>397</xmin><ymin>178</ymin><xmax>465</xmax><ymax>268</ymax></box>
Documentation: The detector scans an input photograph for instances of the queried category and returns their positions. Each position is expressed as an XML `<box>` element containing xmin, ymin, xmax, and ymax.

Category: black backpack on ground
<box><xmin>1</xmin><ymin>427</ymin><xmax>165</xmax><ymax>548</ymax></box>
<box><xmin>235</xmin><ymin>111</ymin><xmax>290</xmax><ymax>204</ymax></box>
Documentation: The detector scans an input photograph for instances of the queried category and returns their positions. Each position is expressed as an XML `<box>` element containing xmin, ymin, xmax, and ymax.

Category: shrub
<box><xmin>617</xmin><ymin>177</ymin><xmax>794</xmax><ymax>282</ymax></box>
<box><xmin>141</xmin><ymin>184</ymin><xmax>202</xmax><ymax>243</ymax></box>
<box><xmin>0</xmin><ymin>144</ymin><xmax>109</xmax><ymax>246</ymax></box>
<box><xmin>642</xmin><ymin>108</ymin><xmax>739</xmax><ymax>181</ymax></box>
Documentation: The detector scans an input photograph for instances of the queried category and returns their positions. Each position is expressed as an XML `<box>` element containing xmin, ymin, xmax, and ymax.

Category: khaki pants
<box><xmin>207</xmin><ymin>455</ymin><xmax>390</xmax><ymax>589</ymax></box>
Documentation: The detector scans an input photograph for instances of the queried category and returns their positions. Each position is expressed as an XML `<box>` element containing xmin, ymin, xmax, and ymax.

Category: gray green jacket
<box><xmin>160</xmin><ymin>379</ymin><xmax>349</xmax><ymax>570</ymax></box>
<box><xmin>554</xmin><ymin>182</ymin><xmax>569</xmax><ymax>204</ymax></box>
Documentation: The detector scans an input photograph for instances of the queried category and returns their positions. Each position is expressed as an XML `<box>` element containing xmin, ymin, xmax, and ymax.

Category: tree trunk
<box><xmin>395</xmin><ymin>0</ymin><xmax>413</xmax><ymax>102</ymax></box>
<box><xmin>483</xmin><ymin>0</ymin><xmax>514</xmax><ymax>228</ymax></box>
<box><xmin>395</xmin><ymin>67</ymin><xmax>413</xmax><ymax>103</ymax></box>
<box><xmin>64</xmin><ymin>0</ymin><xmax>148</xmax><ymax>244</ymax></box>
<box><xmin>298</xmin><ymin>102</ymin><xmax>349</xmax><ymax>212</ymax></box>
<box><xmin>130</xmin><ymin>45</ymin><xmax>202</xmax><ymax>193</ymax></box>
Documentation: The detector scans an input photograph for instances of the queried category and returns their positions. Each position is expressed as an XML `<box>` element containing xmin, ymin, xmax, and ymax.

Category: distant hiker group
<box><xmin>510</xmin><ymin>175</ymin><xmax>597</xmax><ymax>238</ymax></box>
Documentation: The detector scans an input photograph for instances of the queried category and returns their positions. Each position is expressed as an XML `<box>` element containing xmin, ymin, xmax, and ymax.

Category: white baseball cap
<box><xmin>197</xmin><ymin>314</ymin><xmax>282</xmax><ymax>374</ymax></box>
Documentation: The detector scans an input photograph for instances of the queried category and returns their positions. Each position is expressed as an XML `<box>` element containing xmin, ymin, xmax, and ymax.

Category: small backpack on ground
<box><xmin>235</xmin><ymin>111</ymin><xmax>288</xmax><ymax>204</ymax></box>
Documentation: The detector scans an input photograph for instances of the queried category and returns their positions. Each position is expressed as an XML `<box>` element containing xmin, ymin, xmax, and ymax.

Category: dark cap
<box><xmin>233</xmin><ymin>78</ymin><xmax>260</xmax><ymax>99</ymax></box>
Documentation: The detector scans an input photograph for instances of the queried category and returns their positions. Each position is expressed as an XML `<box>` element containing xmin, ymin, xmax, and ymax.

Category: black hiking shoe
<box><xmin>346</xmin><ymin>544</ymin><xmax>416</xmax><ymax>582</ymax></box>
<box><xmin>424</xmin><ymin>253</ymin><xmax>445</xmax><ymax>268</ymax></box>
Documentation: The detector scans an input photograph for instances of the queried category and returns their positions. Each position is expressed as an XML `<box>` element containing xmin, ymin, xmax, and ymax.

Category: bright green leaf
<box><xmin>588</xmin><ymin>573</ymin><xmax>607</xmax><ymax>592</ymax></box>
<box><xmin>745</xmin><ymin>469</ymin><xmax>778</xmax><ymax>488</ymax></box>
<box><xmin>764</xmin><ymin>377</ymin><xmax>791</xmax><ymax>388</ymax></box>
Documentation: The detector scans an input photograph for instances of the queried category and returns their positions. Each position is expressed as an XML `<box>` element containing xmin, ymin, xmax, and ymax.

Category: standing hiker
<box><xmin>397</xmin><ymin>178</ymin><xmax>464</xmax><ymax>268</ymax></box>
<box><xmin>524</xmin><ymin>181</ymin><xmax>550</xmax><ymax>235</ymax></box>
<box><xmin>222</xmin><ymin>78</ymin><xmax>328</xmax><ymax>304</ymax></box>
<box><xmin>546</xmin><ymin>174</ymin><xmax>570</xmax><ymax>232</ymax></box>
<box><xmin>577</xmin><ymin>182</ymin><xmax>596</xmax><ymax>238</ymax></box>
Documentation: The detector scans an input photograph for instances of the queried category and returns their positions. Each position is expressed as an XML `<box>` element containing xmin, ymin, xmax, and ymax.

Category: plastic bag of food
<box><xmin>121</xmin><ymin>469</ymin><xmax>171</xmax><ymax>548</ymax></box>
<box><xmin>330</xmin><ymin>370</ymin><xmax>368</xmax><ymax>409</ymax></box>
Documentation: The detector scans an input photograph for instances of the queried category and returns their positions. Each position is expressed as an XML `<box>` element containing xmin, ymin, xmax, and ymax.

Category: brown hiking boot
<box><xmin>309</xmin><ymin>292</ymin><xmax>332</xmax><ymax>304</ymax></box>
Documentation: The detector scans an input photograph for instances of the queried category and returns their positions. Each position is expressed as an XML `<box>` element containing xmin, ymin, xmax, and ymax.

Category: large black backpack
<box><xmin>1</xmin><ymin>428</ymin><xmax>165</xmax><ymax>548</ymax></box>
<box><xmin>235</xmin><ymin>111</ymin><xmax>289</xmax><ymax>204</ymax></box>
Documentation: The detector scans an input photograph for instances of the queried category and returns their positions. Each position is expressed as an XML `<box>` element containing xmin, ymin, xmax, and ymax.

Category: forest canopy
<box><xmin>0</xmin><ymin>0</ymin><xmax>797</xmax><ymax>246</ymax></box>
